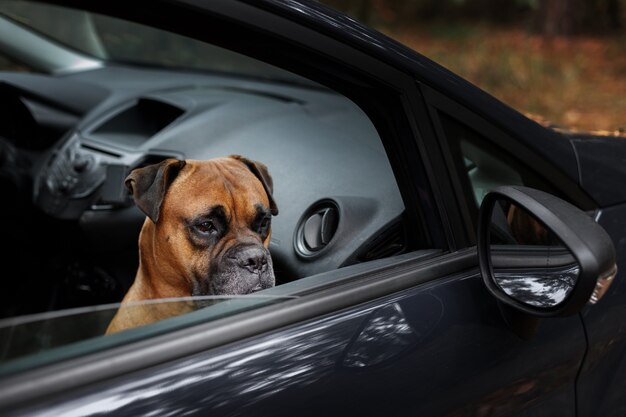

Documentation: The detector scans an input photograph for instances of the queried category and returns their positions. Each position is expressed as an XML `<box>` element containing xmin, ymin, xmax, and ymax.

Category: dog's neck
<box><xmin>129</xmin><ymin>218</ymin><xmax>192</xmax><ymax>301</ymax></box>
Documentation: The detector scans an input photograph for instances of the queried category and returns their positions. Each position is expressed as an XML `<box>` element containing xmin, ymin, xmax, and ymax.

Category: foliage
<box><xmin>322</xmin><ymin>0</ymin><xmax>625</xmax><ymax>133</ymax></box>
<box><xmin>390</xmin><ymin>23</ymin><xmax>626</xmax><ymax>133</ymax></box>
<box><xmin>323</xmin><ymin>0</ymin><xmax>626</xmax><ymax>35</ymax></box>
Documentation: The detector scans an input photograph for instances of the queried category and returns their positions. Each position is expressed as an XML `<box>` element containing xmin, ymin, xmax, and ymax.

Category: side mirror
<box><xmin>478</xmin><ymin>186</ymin><xmax>617</xmax><ymax>318</ymax></box>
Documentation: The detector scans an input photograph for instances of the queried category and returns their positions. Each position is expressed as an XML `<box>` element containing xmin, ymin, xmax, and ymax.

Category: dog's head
<box><xmin>125</xmin><ymin>155</ymin><xmax>278</xmax><ymax>295</ymax></box>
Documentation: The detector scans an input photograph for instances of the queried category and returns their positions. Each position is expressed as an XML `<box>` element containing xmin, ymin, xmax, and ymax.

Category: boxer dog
<box><xmin>106</xmin><ymin>155</ymin><xmax>278</xmax><ymax>334</ymax></box>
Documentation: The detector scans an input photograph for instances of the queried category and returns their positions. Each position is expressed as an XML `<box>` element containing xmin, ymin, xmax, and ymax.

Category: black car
<box><xmin>0</xmin><ymin>1</ymin><xmax>623</xmax><ymax>416</ymax></box>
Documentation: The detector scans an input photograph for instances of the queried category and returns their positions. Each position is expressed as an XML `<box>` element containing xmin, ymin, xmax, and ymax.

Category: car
<box><xmin>0</xmin><ymin>0</ymin><xmax>623</xmax><ymax>416</ymax></box>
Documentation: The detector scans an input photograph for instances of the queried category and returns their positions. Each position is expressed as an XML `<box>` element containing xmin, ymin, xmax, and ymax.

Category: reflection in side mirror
<box><xmin>478</xmin><ymin>186</ymin><xmax>617</xmax><ymax>319</ymax></box>
<box><xmin>490</xmin><ymin>200</ymin><xmax>579</xmax><ymax>309</ymax></box>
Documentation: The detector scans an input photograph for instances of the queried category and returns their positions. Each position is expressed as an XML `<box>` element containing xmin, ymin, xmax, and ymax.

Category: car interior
<box><xmin>0</xmin><ymin>2</ymin><xmax>415</xmax><ymax>324</ymax></box>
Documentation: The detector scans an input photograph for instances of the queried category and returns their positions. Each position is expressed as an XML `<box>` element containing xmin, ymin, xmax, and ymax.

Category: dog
<box><xmin>105</xmin><ymin>155</ymin><xmax>278</xmax><ymax>334</ymax></box>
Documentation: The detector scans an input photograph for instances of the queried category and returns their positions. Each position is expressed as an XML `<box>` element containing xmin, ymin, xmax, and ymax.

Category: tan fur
<box><xmin>507</xmin><ymin>204</ymin><xmax>550</xmax><ymax>245</ymax></box>
<box><xmin>106</xmin><ymin>157</ymin><xmax>273</xmax><ymax>334</ymax></box>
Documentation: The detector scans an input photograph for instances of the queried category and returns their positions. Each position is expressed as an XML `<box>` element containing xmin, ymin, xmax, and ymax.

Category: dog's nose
<box><xmin>237</xmin><ymin>246</ymin><xmax>268</xmax><ymax>273</ymax></box>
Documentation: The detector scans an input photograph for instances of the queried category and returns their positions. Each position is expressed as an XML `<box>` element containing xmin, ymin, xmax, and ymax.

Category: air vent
<box><xmin>295</xmin><ymin>200</ymin><xmax>340</xmax><ymax>258</ymax></box>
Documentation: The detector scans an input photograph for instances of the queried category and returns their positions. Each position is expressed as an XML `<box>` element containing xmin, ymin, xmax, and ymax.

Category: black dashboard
<box><xmin>0</xmin><ymin>65</ymin><xmax>405</xmax><ymax>316</ymax></box>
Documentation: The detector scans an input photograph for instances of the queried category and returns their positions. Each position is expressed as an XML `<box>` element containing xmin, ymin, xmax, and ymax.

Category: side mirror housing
<box><xmin>478</xmin><ymin>186</ymin><xmax>617</xmax><ymax>318</ymax></box>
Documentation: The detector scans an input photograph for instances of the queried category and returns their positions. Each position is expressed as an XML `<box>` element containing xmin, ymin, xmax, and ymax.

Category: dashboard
<box><xmin>0</xmin><ymin>65</ymin><xmax>405</xmax><ymax>316</ymax></box>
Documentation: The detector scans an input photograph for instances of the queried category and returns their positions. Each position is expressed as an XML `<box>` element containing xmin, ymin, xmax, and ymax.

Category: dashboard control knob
<box><xmin>73</xmin><ymin>154</ymin><xmax>92</xmax><ymax>173</ymax></box>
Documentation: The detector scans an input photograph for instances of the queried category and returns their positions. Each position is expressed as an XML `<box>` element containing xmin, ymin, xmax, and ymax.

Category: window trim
<box><xmin>422</xmin><ymin>84</ymin><xmax>597</xmax><ymax>245</ymax></box>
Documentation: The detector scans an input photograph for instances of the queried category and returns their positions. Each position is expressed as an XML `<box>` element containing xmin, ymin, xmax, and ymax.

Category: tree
<box><xmin>534</xmin><ymin>0</ymin><xmax>584</xmax><ymax>36</ymax></box>
<box><xmin>533</xmin><ymin>0</ymin><xmax>623</xmax><ymax>36</ymax></box>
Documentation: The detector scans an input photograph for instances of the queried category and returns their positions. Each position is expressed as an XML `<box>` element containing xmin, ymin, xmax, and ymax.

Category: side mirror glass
<box><xmin>490</xmin><ymin>200</ymin><xmax>579</xmax><ymax>309</ymax></box>
<box><xmin>479</xmin><ymin>186</ymin><xmax>617</xmax><ymax>317</ymax></box>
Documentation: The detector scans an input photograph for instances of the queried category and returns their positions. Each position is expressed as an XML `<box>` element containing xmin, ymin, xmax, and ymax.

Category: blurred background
<box><xmin>321</xmin><ymin>0</ymin><xmax>625</xmax><ymax>135</ymax></box>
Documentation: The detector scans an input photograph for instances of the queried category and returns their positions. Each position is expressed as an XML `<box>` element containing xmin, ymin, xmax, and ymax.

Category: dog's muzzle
<box><xmin>206</xmin><ymin>244</ymin><xmax>275</xmax><ymax>295</ymax></box>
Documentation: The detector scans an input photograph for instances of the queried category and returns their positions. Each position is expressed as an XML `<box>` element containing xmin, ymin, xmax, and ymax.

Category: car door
<box><xmin>0</xmin><ymin>1</ymin><xmax>604</xmax><ymax>416</ymax></box>
<box><xmin>6</xmin><ymin>256</ymin><xmax>586</xmax><ymax>417</ymax></box>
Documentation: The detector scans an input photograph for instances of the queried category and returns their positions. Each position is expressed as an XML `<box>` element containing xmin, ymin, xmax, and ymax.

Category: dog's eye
<box><xmin>257</xmin><ymin>218</ymin><xmax>270</xmax><ymax>236</ymax></box>
<box><xmin>196</xmin><ymin>221</ymin><xmax>217</xmax><ymax>235</ymax></box>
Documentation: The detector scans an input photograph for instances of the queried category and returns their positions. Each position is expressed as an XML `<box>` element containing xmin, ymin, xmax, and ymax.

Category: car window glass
<box><xmin>0</xmin><ymin>0</ymin><xmax>414</xmax><ymax>372</ymax></box>
<box><xmin>440</xmin><ymin>112</ymin><xmax>559</xmax><ymax>220</ymax></box>
<box><xmin>0</xmin><ymin>52</ymin><xmax>34</xmax><ymax>72</ymax></box>
<box><xmin>0</xmin><ymin>0</ymin><xmax>316</xmax><ymax>86</ymax></box>
<box><xmin>0</xmin><ymin>295</ymin><xmax>294</xmax><ymax>375</ymax></box>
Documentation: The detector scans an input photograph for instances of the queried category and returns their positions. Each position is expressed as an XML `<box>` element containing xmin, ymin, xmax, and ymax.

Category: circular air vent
<box><xmin>294</xmin><ymin>200</ymin><xmax>340</xmax><ymax>258</ymax></box>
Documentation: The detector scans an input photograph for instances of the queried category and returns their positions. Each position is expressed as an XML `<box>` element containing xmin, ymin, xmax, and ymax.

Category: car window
<box><xmin>0</xmin><ymin>52</ymin><xmax>33</xmax><ymax>72</ymax></box>
<box><xmin>0</xmin><ymin>0</ymin><xmax>420</xmax><ymax>372</ymax></box>
<box><xmin>0</xmin><ymin>296</ymin><xmax>294</xmax><ymax>372</ymax></box>
<box><xmin>0</xmin><ymin>0</ymin><xmax>315</xmax><ymax>85</ymax></box>
<box><xmin>439</xmin><ymin>111</ymin><xmax>560</xmax><ymax>221</ymax></box>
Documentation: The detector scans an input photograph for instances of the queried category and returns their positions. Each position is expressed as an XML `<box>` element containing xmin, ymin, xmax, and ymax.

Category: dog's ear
<box><xmin>230</xmin><ymin>155</ymin><xmax>278</xmax><ymax>216</ymax></box>
<box><xmin>125</xmin><ymin>159</ymin><xmax>186</xmax><ymax>223</ymax></box>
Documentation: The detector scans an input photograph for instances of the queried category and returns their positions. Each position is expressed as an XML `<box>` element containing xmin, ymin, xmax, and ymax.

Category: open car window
<box><xmin>0</xmin><ymin>0</ymin><xmax>428</xmax><ymax>373</ymax></box>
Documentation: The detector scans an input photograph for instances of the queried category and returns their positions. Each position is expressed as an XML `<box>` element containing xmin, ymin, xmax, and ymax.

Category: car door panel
<box><xmin>15</xmin><ymin>255</ymin><xmax>585</xmax><ymax>417</ymax></box>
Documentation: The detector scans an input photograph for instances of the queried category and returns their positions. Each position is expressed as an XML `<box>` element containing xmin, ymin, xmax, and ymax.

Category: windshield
<box><xmin>0</xmin><ymin>0</ymin><xmax>312</xmax><ymax>84</ymax></box>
